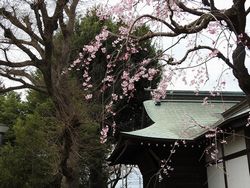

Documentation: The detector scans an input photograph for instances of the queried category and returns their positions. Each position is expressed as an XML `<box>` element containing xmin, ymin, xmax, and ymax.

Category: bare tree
<box><xmin>0</xmin><ymin>0</ymin><xmax>85</xmax><ymax>187</ymax></box>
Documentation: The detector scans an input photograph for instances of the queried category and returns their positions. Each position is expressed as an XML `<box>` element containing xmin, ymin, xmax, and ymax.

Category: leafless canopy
<box><xmin>0</xmin><ymin>0</ymin><xmax>82</xmax><ymax>94</ymax></box>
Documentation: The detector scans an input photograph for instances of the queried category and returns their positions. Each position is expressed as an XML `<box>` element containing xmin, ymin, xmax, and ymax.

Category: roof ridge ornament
<box><xmin>154</xmin><ymin>100</ymin><xmax>161</xmax><ymax>106</ymax></box>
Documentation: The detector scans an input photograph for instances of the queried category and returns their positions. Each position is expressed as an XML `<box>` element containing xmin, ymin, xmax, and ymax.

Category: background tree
<box><xmin>0</xmin><ymin>91</ymin><xmax>60</xmax><ymax>188</ymax></box>
<box><xmin>0</xmin><ymin>92</ymin><xmax>27</xmax><ymax>143</ymax></box>
<box><xmin>0</xmin><ymin>90</ymin><xmax>146</xmax><ymax>188</ymax></box>
<box><xmin>0</xmin><ymin>92</ymin><xmax>26</xmax><ymax>127</ymax></box>
<box><xmin>0</xmin><ymin>1</ymin><xmax>109</xmax><ymax>187</ymax></box>
<box><xmin>0</xmin><ymin>2</ymin><xmax>160</xmax><ymax>187</ymax></box>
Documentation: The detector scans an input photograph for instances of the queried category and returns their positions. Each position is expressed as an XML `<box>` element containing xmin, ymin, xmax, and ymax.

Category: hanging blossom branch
<box><xmin>100</xmin><ymin>0</ymin><xmax>242</xmax><ymax>73</ymax></box>
<box><xmin>78</xmin><ymin>0</ymin><xmax>250</xmax><ymax>144</ymax></box>
<box><xmin>69</xmin><ymin>24</ymin><xmax>160</xmax><ymax>143</ymax></box>
<box><xmin>146</xmin><ymin>140</ymin><xmax>178</xmax><ymax>186</ymax></box>
<box><xmin>150</xmin><ymin>44</ymin><xmax>236</xmax><ymax>101</ymax></box>
<box><xmin>186</xmin><ymin>113</ymin><xmax>250</xmax><ymax>163</ymax></box>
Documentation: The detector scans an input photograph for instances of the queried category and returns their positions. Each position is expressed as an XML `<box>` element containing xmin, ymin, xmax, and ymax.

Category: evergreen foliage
<box><xmin>0</xmin><ymin>91</ymin><xmax>59</xmax><ymax>188</ymax></box>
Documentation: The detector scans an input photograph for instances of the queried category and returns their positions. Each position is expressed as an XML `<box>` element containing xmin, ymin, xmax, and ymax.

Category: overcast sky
<box><xmin>1</xmin><ymin>0</ymin><xmax>250</xmax><ymax>97</ymax></box>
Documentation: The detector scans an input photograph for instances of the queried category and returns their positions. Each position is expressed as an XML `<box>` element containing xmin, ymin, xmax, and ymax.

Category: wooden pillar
<box><xmin>137</xmin><ymin>150</ymin><xmax>160</xmax><ymax>188</ymax></box>
<box><xmin>245</xmin><ymin>126</ymin><xmax>250</xmax><ymax>174</ymax></box>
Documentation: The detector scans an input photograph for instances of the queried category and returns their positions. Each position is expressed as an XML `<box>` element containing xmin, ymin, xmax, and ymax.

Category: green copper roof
<box><xmin>122</xmin><ymin>100</ymin><xmax>238</xmax><ymax>140</ymax></box>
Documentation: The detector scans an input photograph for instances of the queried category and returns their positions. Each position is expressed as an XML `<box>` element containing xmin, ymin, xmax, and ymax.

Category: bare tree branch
<box><xmin>67</xmin><ymin>0</ymin><xmax>80</xmax><ymax>33</ymax></box>
<box><xmin>0</xmin><ymin>70</ymin><xmax>47</xmax><ymax>94</ymax></box>
<box><xmin>175</xmin><ymin>0</ymin><xmax>204</xmax><ymax>16</ymax></box>
<box><xmin>132</xmin><ymin>2</ymin><xmax>243</xmax><ymax>43</ymax></box>
<box><xmin>209</xmin><ymin>0</ymin><xmax>217</xmax><ymax>11</ymax></box>
<box><xmin>0</xmin><ymin>22</ymin><xmax>42</xmax><ymax>66</ymax></box>
<box><xmin>30</xmin><ymin>2</ymin><xmax>45</xmax><ymax>40</ymax></box>
<box><xmin>0</xmin><ymin>85</ymin><xmax>28</xmax><ymax>93</ymax></box>
<box><xmin>53</xmin><ymin>0</ymin><xmax>69</xmax><ymax>35</ymax></box>
<box><xmin>0</xmin><ymin>7</ymin><xmax>44</xmax><ymax>45</ymax></box>
<box><xmin>137</xmin><ymin>31</ymin><xmax>178</xmax><ymax>41</ymax></box>
<box><xmin>246</xmin><ymin>6</ymin><xmax>250</xmax><ymax>15</ymax></box>
<box><xmin>1</xmin><ymin>38</ymin><xmax>44</xmax><ymax>58</ymax></box>
<box><xmin>0</xmin><ymin>84</ymin><xmax>46</xmax><ymax>94</ymax></box>
<box><xmin>129</xmin><ymin>14</ymin><xmax>176</xmax><ymax>35</ymax></box>
<box><xmin>35</xmin><ymin>0</ymin><xmax>49</xmax><ymax>29</ymax></box>
<box><xmin>107</xmin><ymin>165</ymin><xmax>133</xmax><ymax>188</ymax></box>
<box><xmin>0</xmin><ymin>59</ymin><xmax>35</xmax><ymax>67</ymax></box>
<box><xmin>5</xmin><ymin>69</ymin><xmax>38</xmax><ymax>85</ymax></box>
<box><xmin>165</xmin><ymin>45</ymin><xmax>236</xmax><ymax>71</ymax></box>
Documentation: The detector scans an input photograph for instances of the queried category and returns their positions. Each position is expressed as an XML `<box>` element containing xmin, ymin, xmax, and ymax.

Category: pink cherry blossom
<box><xmin>85</xmin><ymin>94</ymin><xmax>93</xmax><ymax>100</ymax></box>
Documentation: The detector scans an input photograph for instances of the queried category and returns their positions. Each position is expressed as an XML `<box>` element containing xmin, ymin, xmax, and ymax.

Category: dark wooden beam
<box><xmin>244</xmin><ymin>126</ymin><xmax>250</xmax><ymax>175</ymax></box>
<box><xmin>221</xmin><ymin>143</ymin><xmax>229</xmax><ymax>188</ymax></box>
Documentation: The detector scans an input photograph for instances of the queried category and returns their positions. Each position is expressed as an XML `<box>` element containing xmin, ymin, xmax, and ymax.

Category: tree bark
<box><xmin>230</xmin><ymin>1</ymin><xmax>250</xmax><ymax>106</ymax></box>
<box><xmin>232</xmin><ymin>43</ymin><xmax>250</xmax><ymax>106</ymax></box>
<box><xmin>89</xmin><ymin>165</ymin><xmax>106</xmax><ymax>188</ymax></box>
<box><xmin>60</xmin><ymin>126</ymin><xmax>80</xmax><ymax>188</ymax></box>
<box><xmin>48</xmin><ymin>74</ymin><xmax>82</xmax><ymax>188</ymax></box>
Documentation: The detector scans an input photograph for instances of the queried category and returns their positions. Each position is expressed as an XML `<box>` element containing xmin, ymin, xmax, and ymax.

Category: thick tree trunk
<box><xmin>89</xmin><ymin>164</ymin><xmax>107</xmax><ymax>188</ymax></box>
<box><xmin>50</xmin><ymin>76</ymin><xmax>82</xmax><ymax>188</ymax></box>
<box><xmin>230</xmin><ymin>1</ymin><xmax>250</xmax><ymax>106</ymax></box>
<box><xmin>60</xmin><ymin>126</ymin><xmax>80</xmax><ymax>188</ymax></box>
<box><xmin>232</xmin><ymin>44</ymin><xmax>250</xmax><ymax>106</ymax></box>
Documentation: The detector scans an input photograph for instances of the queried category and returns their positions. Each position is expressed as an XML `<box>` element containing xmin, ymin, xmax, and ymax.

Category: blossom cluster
<box><xmin>76</xmin><ymin>31</ymin><xmax>159</xmax><ymax>142</ymax></box>
<box><xmin>121</xmin><ymin>59</ymin><xmax>159</xmax><ymax>97</ymax></box>
<box><xmin>207</xmin><ymin>22</ymin><xmax>220</xmax><ymax>35</ymax></box>
<box><xmin>100</xmin><ymin>125</ymin><xmax>109</xmax><ymax>144</ymax></box>
<box><xmin>71</xmin><ymin>27</ymin><xmax>110</xmax><ymax>100</ymax></box>
<box><xmin>151</xmin><ymin>71</ymin><xmax>173</xmax><ymax>101</ymax></box>
<box><xmin>96</xmin><ymin>0</ymin><xmax>178</xmax><ymax>26</ymax></box>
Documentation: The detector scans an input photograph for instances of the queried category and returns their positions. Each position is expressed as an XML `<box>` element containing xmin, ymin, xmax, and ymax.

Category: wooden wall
<box><xmin>206</xmin><ymin>129</ymin><xmax>250</xmax><ymax>188</ymax></box>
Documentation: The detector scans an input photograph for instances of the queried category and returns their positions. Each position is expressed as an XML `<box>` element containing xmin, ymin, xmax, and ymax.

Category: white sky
<box><xmin>1</xmin><ymin>0</ymin><xmax>250</xmax><ymax>96</ymax></box>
